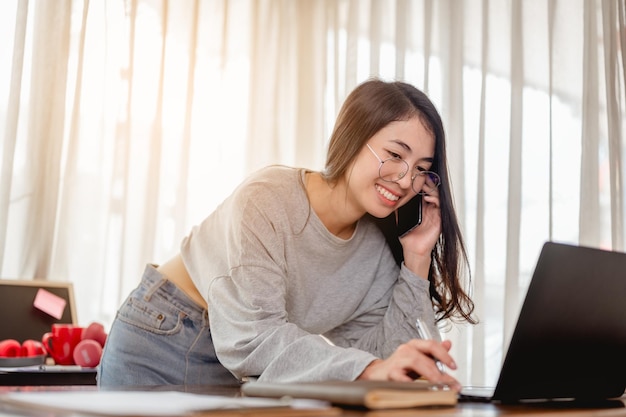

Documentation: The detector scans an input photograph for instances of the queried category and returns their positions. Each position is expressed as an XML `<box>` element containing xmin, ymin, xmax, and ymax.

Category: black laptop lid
<box><xmin>492</xmin><ymin>242</ymin><xmax>626</xmax><ymax>402</ymax></box>
<box><xmin>0</xmin><ymin>280</ymin><xmax>77</xmax><ymax>343</ymax></box>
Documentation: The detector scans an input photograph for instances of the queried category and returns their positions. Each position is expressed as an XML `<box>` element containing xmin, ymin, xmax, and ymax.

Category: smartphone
<box><xmin>396</xmin><ymin>194</ymin><xmax>423</xmax><ymax>237</ymax></box>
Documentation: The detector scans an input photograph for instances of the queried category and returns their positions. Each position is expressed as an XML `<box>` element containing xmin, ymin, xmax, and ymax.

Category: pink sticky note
<box><xmin>33</xmin><ymin>288</ymin><xmax>67</xmax><ymax>320</ymax></box>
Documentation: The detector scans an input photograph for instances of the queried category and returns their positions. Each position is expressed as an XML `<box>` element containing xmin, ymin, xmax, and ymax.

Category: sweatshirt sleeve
<box><xmin>322</xmin><ymin>261</ymin><xmax>440</xmax><ymax>358</ymax></box>
<box><xmin>208</xmin><ymin>270</ymin><xmax>378</xmax><ymax>382</ymax></box>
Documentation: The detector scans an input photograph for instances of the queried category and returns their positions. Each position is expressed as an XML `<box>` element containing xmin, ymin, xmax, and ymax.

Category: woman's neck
<box><xmin>305</xmin><ymin>172</ymin><xmax>362</xmax><ymax>239</ymax></box>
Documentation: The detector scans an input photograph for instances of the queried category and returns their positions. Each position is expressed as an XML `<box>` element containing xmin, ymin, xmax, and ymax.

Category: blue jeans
<box><xmin>97</xmin><ymin>265</ymin><xmax>240</xmax><ymax>387</ymax></box>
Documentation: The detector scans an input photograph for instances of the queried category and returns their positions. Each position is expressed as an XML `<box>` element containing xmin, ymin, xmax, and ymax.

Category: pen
<box><xmin>39</xmin><ymin>365</ymin><xmax>83</xmax><ymax>371</ymax></box>
<box><xmin>415</xmin><ymin>318</ymin><xmax>446</xmax><ymax>374</ymax></box>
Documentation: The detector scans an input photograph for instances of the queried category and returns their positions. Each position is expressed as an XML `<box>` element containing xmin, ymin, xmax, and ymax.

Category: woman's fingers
<box><xmin>407</xmin><ymin>338</ymin><xmax>457</xmax><ymax>370</ymax></box>
<box><xmin>396</xmin><ymin>341</ymin><xmax>457</xmax><ymax>387</ymax></box>
<box><xmin>358</xmin><ymin>340</ymin><xmax>462</xmax><ymax>391</ymax></box>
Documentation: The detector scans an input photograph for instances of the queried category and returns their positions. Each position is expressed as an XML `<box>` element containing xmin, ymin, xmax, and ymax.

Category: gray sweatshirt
<box><xmin>181</xmin><ymin>166</ymin><xmax>437</xmax><ymax>382</ymax></box>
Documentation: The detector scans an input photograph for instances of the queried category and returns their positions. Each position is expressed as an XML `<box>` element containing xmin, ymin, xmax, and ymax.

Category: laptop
<box><xmin>0</xmin><ymin>279</ymin><xmax>77</xmax><ymax>342</ymax></box>
<box><xmin>460</xmin><ymin>241</ymin><xmax>626</xmax><ymax>403</ymax></box>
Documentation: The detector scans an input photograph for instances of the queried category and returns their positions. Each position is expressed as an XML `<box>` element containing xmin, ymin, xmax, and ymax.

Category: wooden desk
<box><xmin>0</xmin><ymin>384</ymin><xmax>624</xmax><ymax>416</ymax></box>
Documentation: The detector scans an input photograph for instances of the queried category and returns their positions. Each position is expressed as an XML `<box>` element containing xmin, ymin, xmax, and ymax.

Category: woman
<box><xmin>98</xmin><ymin>78</ymin><xmax>475</xmax><ymax>389</ymax></box>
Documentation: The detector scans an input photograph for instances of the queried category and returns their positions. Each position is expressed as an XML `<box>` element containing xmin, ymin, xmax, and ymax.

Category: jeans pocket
<box><xmin>116</xmin><ymin>295</ymin><xmax>184</xmax><ymax>336</ymax></box>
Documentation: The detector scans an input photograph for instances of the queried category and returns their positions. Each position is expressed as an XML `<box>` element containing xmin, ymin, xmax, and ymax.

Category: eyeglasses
<box><xmin>366</xmin><ymin>144</ymin><xmax>441</xmax><ymax>194</ymax></box>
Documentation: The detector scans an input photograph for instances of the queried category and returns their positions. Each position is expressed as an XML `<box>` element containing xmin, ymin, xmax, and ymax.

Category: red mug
<box><xmin>42</xmin><ymin>324</ymin><xmax>84</xmax><ymax>365</ymax></box>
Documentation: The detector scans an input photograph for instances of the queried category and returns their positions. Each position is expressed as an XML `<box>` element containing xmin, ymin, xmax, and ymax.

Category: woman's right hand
<box><xmin>356</xmin><ymin>339</ymin><xmax>461</xmax><ymax>391</ymax></box>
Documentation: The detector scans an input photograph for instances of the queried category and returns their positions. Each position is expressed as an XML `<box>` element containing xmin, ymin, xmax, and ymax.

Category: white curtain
<box><xmin>1</xmin><ymin>0</ymin><xmax>624</xmax><ymax>387</ymax></box>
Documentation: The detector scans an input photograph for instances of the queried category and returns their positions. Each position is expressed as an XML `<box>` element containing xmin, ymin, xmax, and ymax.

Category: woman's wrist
<box><xmin>356</xmin><ymin>359</ymin><xmax>383</xmax><ymax>380</ymax></box>
<box><xmin>403</xmin><ymin>253</ymin><xmax>431</xmax><ymax>279</ymax></box>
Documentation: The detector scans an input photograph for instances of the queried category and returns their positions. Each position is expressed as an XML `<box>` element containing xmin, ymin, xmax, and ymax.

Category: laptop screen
<box><xmin>491</xmin><ymin>242</ymin><xmax>626</xmax><ymax>402</ymax></box>
<box><xmin>0</xmin><ymin>279</ymin><xmax>77</xmax><ymax>343</ymax></box>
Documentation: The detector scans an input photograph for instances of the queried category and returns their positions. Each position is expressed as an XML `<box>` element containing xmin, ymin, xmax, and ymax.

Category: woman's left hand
<box><xmin>399</xmin><ymin>190</ymin><xmax>441</xmax><ymax>278</ymax></box>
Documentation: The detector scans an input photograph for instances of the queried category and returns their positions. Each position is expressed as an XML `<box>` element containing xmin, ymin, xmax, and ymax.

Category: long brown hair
<box><xmin>322</xmin><ymin>78</ymin><xmax>476</xmax><ymax>324</ymax></box>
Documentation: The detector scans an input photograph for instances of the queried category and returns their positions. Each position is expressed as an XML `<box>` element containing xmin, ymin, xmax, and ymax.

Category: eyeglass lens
<box><xmin>379</xmin><ymin>159</ymin><xmax>440</xmax><ymax>194</ymax></box>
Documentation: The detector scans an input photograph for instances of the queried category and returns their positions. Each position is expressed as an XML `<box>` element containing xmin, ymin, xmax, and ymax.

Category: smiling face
<box><xmin>348</xmin><ymin>117</ymin><xmax>436</xmax><ymax>218</ymax></box>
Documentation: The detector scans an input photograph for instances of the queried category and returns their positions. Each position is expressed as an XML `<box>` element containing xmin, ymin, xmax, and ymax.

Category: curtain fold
<box><xmin>503</xmin><ymin>0</ymin><xmax>523</xmax><ymax>347</ymax></box>
<box><xmin>547</xmin><ymin>0</ymin><xmax>555</xmax><ymax>241</ymax></box>
<box><xmin>603</xmin><ymin>0</ymin><xmax>625</xmax><ymax>250</ymax></box>
<box><xmin>294</xmin><ymin>1</ymin><xmax>327</xmax><ymax>170</ymax></box>
<box><xmin>115</xmin><ymin>0</ymin><xmax>137</xmax><ymax>303</ymax></box>
<box><xmin>140</xmin><ymin>0</ymin><xmax>167</xmax><ymax>265</ymax></box>
<box><xmin>580</xmin><ymin>0</ymin><xmax>601</xmax><ymax>247</ymax></box>
<box><xmin>394</xmin><ymin>0</ymin><xmax>408</xmax><ymax>80</ymax></box>
<box><xmin>470</xmin><ymin>0</ymin><xmax>489</xmax><ymax>388</ymax></box>
<box><xmin>20</xmin><ymin>1</ymin><xmax>72</xmax><ymax>279</ymax></box>
<box><xmin>53</xmin><ymin>0</ymin><xmax>90</xmax><ymax>281</ymax></box>
<box><xmin>0</xmin><ymin>0</ymin><xmax>624</xmax><ymax>387</ymax></box>
<box><xmin>173</xmin><ymin>0</ymin><xmax>199</xmax><ymax>243</ymax></box>
<box><xmin>0</xmin><ymin>0</ymin><xmax>29</xmax><ymax>273</ymax></box>
<box><xmin>422</xmin><ymin>0</ymin><xmax>432</xmax><ymax>90</ymax></box>
<box><xmin>442</xmin><ymin>0</ymin><xmax>465</xmax><ymax>216</ymax></box>
<box><xmin>246</xmin><ymin>1</ymin><xmax>294</xmax><ymax>172</ymax></box>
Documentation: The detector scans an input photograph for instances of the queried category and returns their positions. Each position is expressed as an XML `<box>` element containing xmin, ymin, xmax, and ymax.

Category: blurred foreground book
<box><xmin>242</xmin><ymin>380</ymin><xmax>457</xmax><ymax>409</ymax></box>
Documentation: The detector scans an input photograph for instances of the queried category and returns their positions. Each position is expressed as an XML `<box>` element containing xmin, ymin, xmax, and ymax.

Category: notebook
<box><xmin>460</xmin><ymin>241</ymin><xmax>626</xmax><ymax>403</ymax></box>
